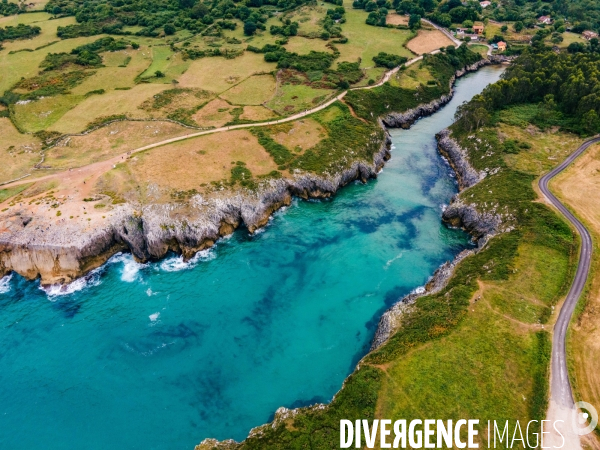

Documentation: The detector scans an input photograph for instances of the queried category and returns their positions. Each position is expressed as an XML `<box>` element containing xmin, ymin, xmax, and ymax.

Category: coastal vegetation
<box><xmin>551</xmin><ymin>144</ymin><xmax>600</xmax><ymax>440</ymax></box>
<box><xmin>1</xmin><ymin>0</ymin><xmax>599</xmax><ymax>446</ymax></box>
<box><xmin>196</xmin><ymin>46</ymin><xmax>600</xmax><ymax>449</ymax></box>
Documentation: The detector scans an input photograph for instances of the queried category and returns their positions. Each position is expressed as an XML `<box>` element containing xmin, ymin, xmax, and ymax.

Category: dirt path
<box><xmin>0</xmin><ymin>52</ymin><xmax>431</xmax><ymax>191</ymax></box>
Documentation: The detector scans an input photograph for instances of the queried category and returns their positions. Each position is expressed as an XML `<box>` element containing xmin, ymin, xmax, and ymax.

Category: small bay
<box><xmin>0</xmin><ymin>65</ymin><xmax>504</xmax><ymax>450</ymax></box>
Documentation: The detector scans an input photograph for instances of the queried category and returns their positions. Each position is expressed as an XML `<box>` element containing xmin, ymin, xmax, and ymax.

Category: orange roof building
<box><xmin>473</xmin><ymin>24</ymin><xmax>484</xmax><ymax>35</ymax></box>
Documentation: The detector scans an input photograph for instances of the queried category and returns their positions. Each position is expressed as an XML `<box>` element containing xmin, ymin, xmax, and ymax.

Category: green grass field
<box><xmin>337</xmin><ymin>0</ymin><xmax>414</xmax><ymax>67</ymax></box>
<box><xmin>266</xmin><ymin>83</ymin><xmax>335</xmax><ymax>115</ymax></box>
<box><xmin>220</xmin><ymin>74</ymin><xmax>277</xmax><ymax>105</ymax></box>
<box><xmin>12</xmin><ymin>94</ymin><xmax>83</xmax><ymax>132</ymax></box>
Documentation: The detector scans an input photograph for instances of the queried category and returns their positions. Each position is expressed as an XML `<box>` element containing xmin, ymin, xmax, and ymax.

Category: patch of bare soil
<box><xmin>406</xmin><ymin>29</ymin><xmax>454</xmax><ymax>55</ymax></box>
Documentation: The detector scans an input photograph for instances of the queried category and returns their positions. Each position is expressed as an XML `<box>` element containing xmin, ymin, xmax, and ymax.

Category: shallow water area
<box><xmin>0</xmin><ymin>66</ymin><xmax>504</xmax><ymax>450</ymax></box>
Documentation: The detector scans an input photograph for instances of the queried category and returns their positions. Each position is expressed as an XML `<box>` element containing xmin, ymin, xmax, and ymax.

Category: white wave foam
<box><xmin>108</xmin><ymin>253</ymin><xmax>147</xmax><ymax>282</ymax></box>
<box><xmin>124</xmin><ymin>341</ymin><xmax>175</xmax><ymax>356</ymax></box>
<box><xmin>413</xmin><ymin>286</ymin><xmax>426</xmax><ymax>295</ymax></box>
<box><xmin>0</xmin><ymin>274</ymin><xmax>13</xmax><ymax>294</ymax></box>
<box><xmin>41</xmin><ymin>267</ymin><xmax>103</xmax><ymax>299</ymax></box>
<box><xmin>149</xmin><ymin>312</ymin><xmax>160</xmax><ymax>322</ymax></box>
<box><xmin>159</xmin><ymin>248</ymin><xmax>215</xmax><ymax>272</ymax></box>
<box><xmin>384</xmin><ymin>252</ymin><xmax>403</xmax><ymax>269</ymax></box>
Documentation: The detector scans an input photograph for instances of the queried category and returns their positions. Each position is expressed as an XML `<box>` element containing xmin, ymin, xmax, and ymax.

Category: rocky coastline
<box><xmin>195</xmin><ymin>57</ymin><xmax>510</xmax><ymax>450</ymax></box>
<box><xmin>0</xmin><ymin>54</ymin><xmax>511</xmax><ymax>288</ymax></box>
<box><xmin>0</xmin><ymin>130</ymin><xmax>392</xmax><ymax>285</ymax></box>
<box><xmin>381</xmin><ymin>55</ymin><xmax>510</xmax><ymax>130</ymax></box>
<box><xmin>370</xmin><ymin>127</ymin><xmax>502</xmax><ymax>350</ymax></box>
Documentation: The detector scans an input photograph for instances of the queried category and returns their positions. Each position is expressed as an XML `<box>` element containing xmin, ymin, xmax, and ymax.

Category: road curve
<box><xmin>539</xmin><ymin>136</ymin><xmax>600</xmax><ymax>409</ymax></box>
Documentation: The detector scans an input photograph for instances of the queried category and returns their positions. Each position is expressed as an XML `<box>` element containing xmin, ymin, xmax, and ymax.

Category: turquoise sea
<box><xmin>0</xmin><ymin>66</ymin><xmax>503</xmax><ymax>450</ymax></box>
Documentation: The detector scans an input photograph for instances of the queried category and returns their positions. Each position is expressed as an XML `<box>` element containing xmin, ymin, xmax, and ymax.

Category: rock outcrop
<box><xmin>370</xmin><ymin>126</ymin><xmax>503</xmax><ymax>350</ymax></box>
<box><xmin>0</xmin><ymin>134</ymin><xmax>392</xmax><ymax>285</ymax></box>
<box><xmin>381</xmin><ymin>56</ymin><xmax>509</xmax><ymax>129</ymax></box>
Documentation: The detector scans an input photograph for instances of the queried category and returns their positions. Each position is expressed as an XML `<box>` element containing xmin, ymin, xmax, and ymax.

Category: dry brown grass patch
<box><xmin>240</xmin><ymin>106</ymin><xmax>276</xmax><ymax>121</ymax></box>
<box><xmin>45</xmin><ymin>121</ymin><xmax>193</xmax><ymax>170</ymax></box>
<box><xmin>271</xmin><ymin>118</ymin><xmax>326</xmax><ymax>151</ymax></box>
<box><xmin>406</xmin><ymin>29</ymin><xmax>454</xmax><ymax>55</ymax></box>
<box><xmin>139</xmin><ymin>88</ymin><xmax>213</xmax><ymax>117</ymax></box>
<box><xmin>125</xmin><ymin>129</ymin><xmax>279</xmax><ymax>190</ymax></box>
<box><xmin>385</xmin><ymin>13</ymin><xmax>409</xmax><ymax>26</ymax></box>
<box><xmin>192</xmin><ymin>98</ymin><xmax>236</xmax><ymax>127</ymax></box>
<box><xmin>0</xmin><ymin>118</ymin><xmax>42</xmax><ymax>183</ymax></box>
<box><xmin>177</xmin><ymin>53</ymin><xmax>274</xmax><ymax>94</ymax></box>
<box><xmin>219</xmin><ymin>74</ymin><xmax>276</xmax><ymax>105</ymax></box>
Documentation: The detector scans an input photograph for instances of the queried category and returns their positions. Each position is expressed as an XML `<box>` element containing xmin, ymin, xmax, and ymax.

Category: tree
<box><xmin>178</xmin><ymin>0</ymin><xmax>194</xmax><ymax>8</ymax></box>
<box><xmin>409</xmin><ymin>14</ymin><xmax>421</xmax><ymax>30</ymax></box>
<box><xmin>155</xmin><ymin>70</ymin><xmax>165</xmax><ymax>77</ymax></box>
<box><xmin>583</xmin><ymin>110</ymin><xmax>600</xmax><ymax>134</ymax></box>
<box><xmin>244</xmin><ymin>20</ymin><xmax>257</xmax><ymax>36</ymax></box>
<box><xmin>514</xmin><ymin>21</ymin><xmax>524</xmax><ymax>33</ymax></box>
<box><xmin>501</xmin><ymin>25</ymin><xmax>508</xmax><ymax>32</ymax></box>
<box><xmin>567</xmin><ymin>42</ymin><xmax>586</xmax><ymax>53</ymax></box>
<box><xmin>163</xmin><ymin>24</ymin><xmax>176</xmax><ymax>35</ymax></box>
<box><xmin>190</xmin><ymin>3</ymin><xmax>209</xmax><ymax>19</ymax></box>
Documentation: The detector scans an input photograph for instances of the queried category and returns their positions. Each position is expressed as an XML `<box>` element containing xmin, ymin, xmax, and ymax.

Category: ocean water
<box><xmin>0</xmin><ymin>66</ymin><xmax>504</xmax><ymax>450</ymax></box>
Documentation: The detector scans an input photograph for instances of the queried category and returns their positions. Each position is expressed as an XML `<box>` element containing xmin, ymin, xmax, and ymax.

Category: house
<box><xmin>538</xmin><ymin>16</ymin><xmax>553</xmax><ymax>25</ymax></box>
<box><xmin>497</xmin><ymin>41</ymin><xmax>507</xmax><ymax>51</ymax></box>
<box><xmin>583</xmin><ymin>30</ymin><xmax>599</xmax><ymax>40</ymax></box>
<box><xmin>455</xmin><ymin>28</ymin><xmax>466</xmax><ymax>35</ymax></box>
<box><xmin>480</xmin><ymin>1</ymin><xmax>491</xmax><ymax>7</ymax></box>
<box><xmin>473</xmin><ymin>24</ymin><xmax>485</xmax><ymax>35</ymax></box>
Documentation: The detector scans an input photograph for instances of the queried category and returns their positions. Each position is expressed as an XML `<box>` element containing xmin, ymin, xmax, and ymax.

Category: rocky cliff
<box><xmin>0</xmin><ymin>133</ymin><xmax>391</xmax><ymax>285</ymax></box>
<box><xmin>370</xmin><ymin>128</ymin><xmax>503</xmax><ymax>350</ymax></box>
<box><xmin>381</xmin><ymin>56</ymin><xmax>510</xmax><ymax>129</ymax></box>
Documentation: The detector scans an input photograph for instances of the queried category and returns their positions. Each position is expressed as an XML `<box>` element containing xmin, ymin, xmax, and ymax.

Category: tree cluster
<box><xmin>455</xmin><ymin>48</ymin><xmax>600</xmax><ymax>134</ymax></box>
<box><xmin>0</xmin><ymin>0</ymin><xmax>21</xmax><ymax>16</ymax></box>
<box><xmin>392</xmin><ymin>0</ymin><xmax>480</xmax><ymax>29</ymax></box>
<box><xmin>46</xmin><ymin>0</ymin><xmax>313</xmax><ymax>39</ymax></box>
<box><xmin>0</xmin><ymin>24</ymin><xmax>41</xmax><ymax>42</ymax></box>
<box><xmin>490</xmin><ymin>0</ymin><xmax>599</xmax><ymax>34</ymax></box>
<box><xmin>372</xmin><ymin>51</ymin><xmax>407</xmax><ymax>68</ymax></box>
<box><xmin>352</xmin><ymin>0</ymin><xmax>391</xmax><ymax>28</ymax></box>
<box><xmin>39</xmin><ymin>37</ymin><xmax>132</xmax><ymax>70</ymax></box>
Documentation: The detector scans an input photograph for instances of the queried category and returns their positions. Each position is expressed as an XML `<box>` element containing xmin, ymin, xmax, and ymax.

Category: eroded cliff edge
<box><xmin>0</xmin><ymin>132</ymin><xmax>392</xmax><ymax>285</ymax></box>
<box><xmin>370</xmin><ymin>127</ymin><xmax>504</xmax><ymax>350</ymax></box>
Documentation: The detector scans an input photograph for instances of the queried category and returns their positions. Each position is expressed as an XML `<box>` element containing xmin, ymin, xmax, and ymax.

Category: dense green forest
<box><xmin>456</xmin><ymin>47</ymin><xmax>600</xmax><ymax>135</ymax></box>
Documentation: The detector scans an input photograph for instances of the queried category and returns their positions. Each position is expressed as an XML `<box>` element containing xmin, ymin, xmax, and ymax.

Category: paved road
<box><xmin>539</xmin><ymin>136</ymin><xmax>600</xmax><ymax>410</ymax></box>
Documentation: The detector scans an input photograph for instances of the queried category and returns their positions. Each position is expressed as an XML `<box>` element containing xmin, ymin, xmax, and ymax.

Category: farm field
<box><xmin>551</xmin><ymin>143</ymin><xmax>600</xmax><ymax>444</ymax></box>
<box><xmin>406</xmin><ymin>29</ymin><xmax>454</xmax><ymax>54</ymax></box>
<box><xmin>337</xmin><ymin>3</ymin><xmax>414</xmax><ymax>65</ymax></box>
<box><xmin>0</xmin><ymin>0</ymin><xmax>432</xmax><ymax>186</ymax></box>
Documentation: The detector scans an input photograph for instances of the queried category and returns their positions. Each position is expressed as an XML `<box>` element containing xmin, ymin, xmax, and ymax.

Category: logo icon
<box><xmin>571</xmin><ymin>401</ymin><xmax>598</xmax><ymax>436</ymax></box>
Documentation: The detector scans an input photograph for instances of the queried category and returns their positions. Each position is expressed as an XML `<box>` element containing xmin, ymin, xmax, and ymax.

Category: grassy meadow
<box><xmin>0</xmin><ymin>0</ymin><xmax>421</xmax><ymax>181</ymax></box>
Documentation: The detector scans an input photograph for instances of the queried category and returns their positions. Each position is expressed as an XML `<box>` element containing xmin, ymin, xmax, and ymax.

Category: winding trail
<box><xmin>0</xmin><ymin>54</ymin><xmax>428</xmax><ymax>191</ymax></box>
<box><xmin>539</xmin><ymin>136</ymin><xmax>600</xmax><ymax>448</ymax></box>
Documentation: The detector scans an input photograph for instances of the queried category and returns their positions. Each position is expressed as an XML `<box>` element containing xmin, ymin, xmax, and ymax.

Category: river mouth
<box><xmin>0</xmin><ymin>66</ymin><xmax>504</xmax><ymax>450</ymax></box>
